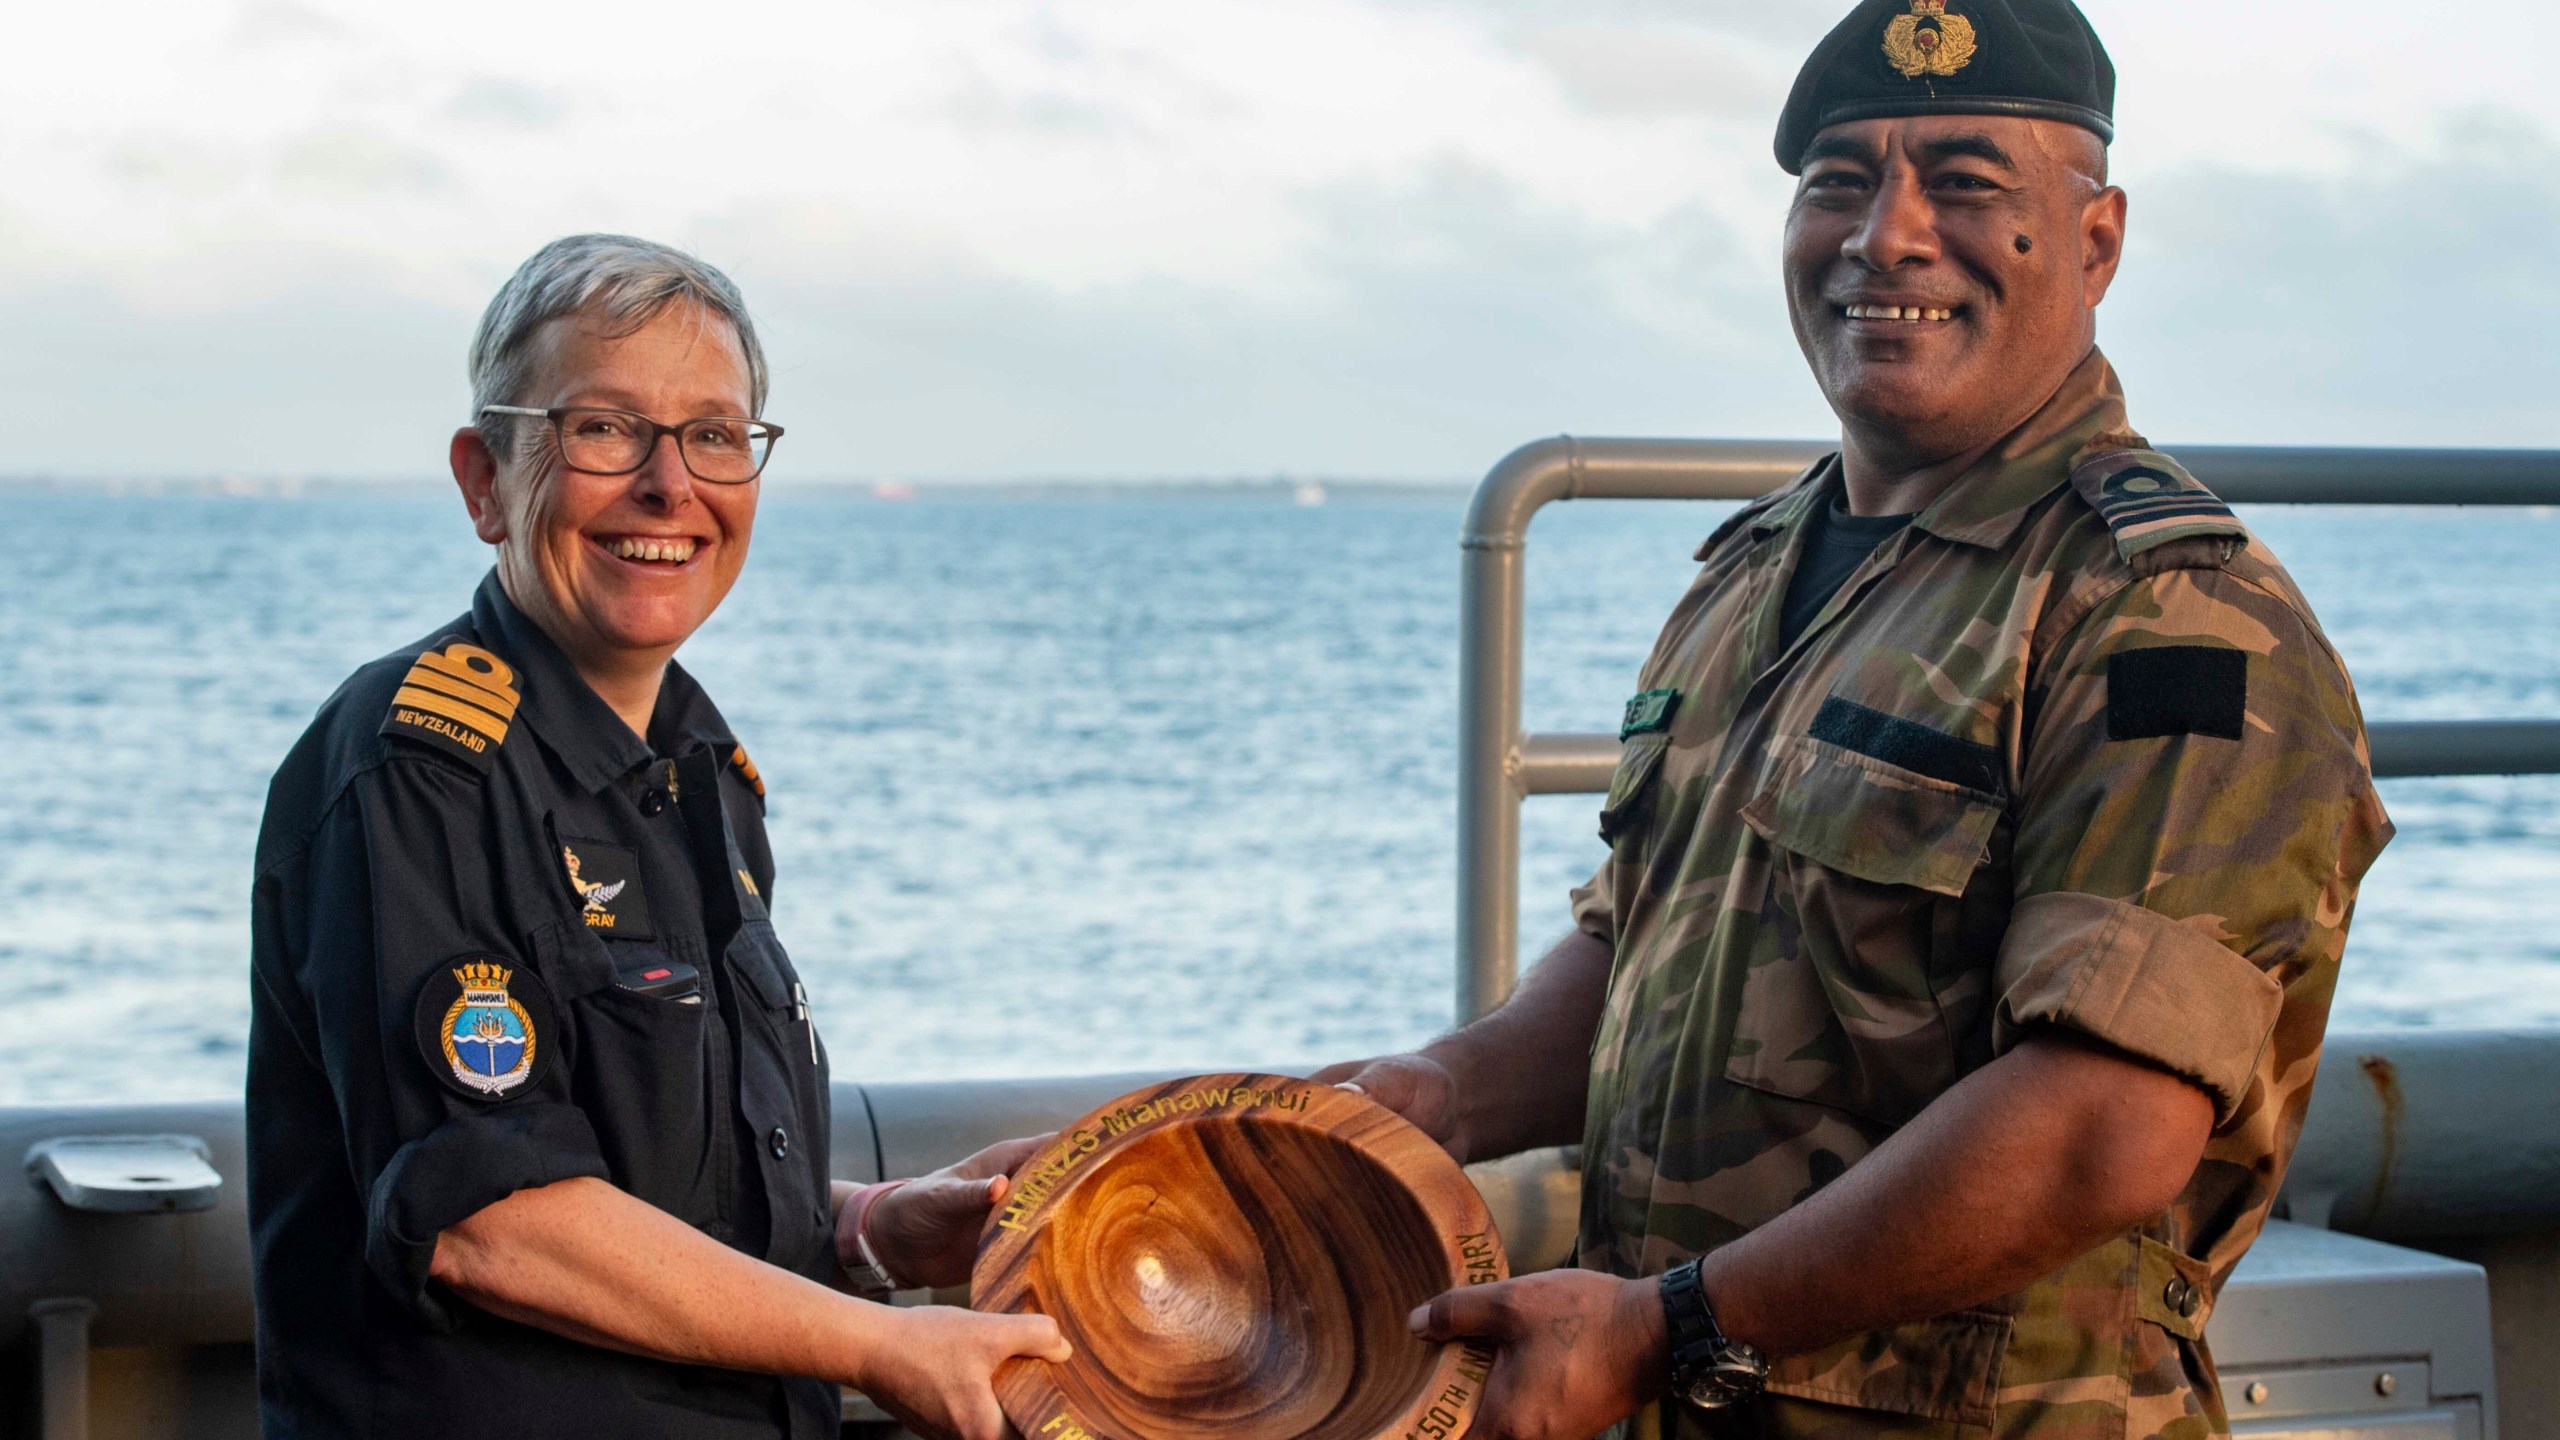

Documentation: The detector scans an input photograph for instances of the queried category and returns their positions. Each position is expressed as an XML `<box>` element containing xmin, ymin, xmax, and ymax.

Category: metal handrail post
<box><xmin>31</xmin><ymin>1297</ymin><xmax>95</xmax><ymax>1440</ymax></box>
<box><xmin>1455</xmin><ymin>442</ymin><xmax>1558</xmax><ymax>1024</ymax></box>
<box><xmin>1456</xmin><ymin>438</ymin><xmax>1823</xmax><ymax>1021</ymax></box>
<box><xmin>1455</xmin><ymin>437</ymin><xmax>2560</xmax><ymax>1024</ymax></box>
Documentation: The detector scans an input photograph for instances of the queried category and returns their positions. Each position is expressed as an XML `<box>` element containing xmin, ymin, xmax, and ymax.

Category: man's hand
<box><xmin>854</xmin><ymin>1134</ymin><xmax>1054</xmax><ymax>1290</ymax></box>
<box><xmin>1314</xmin><ymin>927</ymin><xmax>1614</xmax><ymax>1167</ymax></box>
<box><xmin>1407</xmin><ymin>1270</ymin><xmax>1667</xmax><ymax>1440</ymax></box>
<box><xmin>1311</xmin><ymin>1054</ymin><xmax>1465</xmax><ymax>1159</ymax></box>
<box><xmin>855</xmin><ymin>1305</ymin><xmax>1072</xmax><ymax>1440</ymax></box>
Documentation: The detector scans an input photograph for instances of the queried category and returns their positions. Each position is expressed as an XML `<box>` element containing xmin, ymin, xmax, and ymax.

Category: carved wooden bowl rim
<box><xmin>972</xmin><ymin>1072</ymin><xmax>1510</xmax><ymax>1440</ymax></box>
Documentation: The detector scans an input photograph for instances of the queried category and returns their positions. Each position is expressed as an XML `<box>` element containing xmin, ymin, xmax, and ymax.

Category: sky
<box><xmin>5</xmin><ymin>0</ymin><xmax>2557</xmax><ymax>482</ymax></box>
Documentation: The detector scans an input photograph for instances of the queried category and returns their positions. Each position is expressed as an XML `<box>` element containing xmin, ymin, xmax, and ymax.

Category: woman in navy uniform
<box><xmin>246</xmin><ymin>234</ymin><xmax>1068</xmax><ymax>1440</ymax></box>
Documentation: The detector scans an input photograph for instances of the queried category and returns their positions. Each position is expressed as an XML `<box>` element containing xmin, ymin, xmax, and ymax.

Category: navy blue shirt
<box><xmin>1778</xmin><ymin>493</ymin><xmax>1918</xmax><ymax>649</ymax></box>
<box><xmin>247</xmin><ymin>572</ymin><xmax>837</xmax><ymax>1439</ymax></box>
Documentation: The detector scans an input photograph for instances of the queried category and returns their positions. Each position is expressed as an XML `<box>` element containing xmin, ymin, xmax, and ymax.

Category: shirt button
<box><xmin>769</xmin><ymin>1126</ymin><xmax>790</xmax><ymax>1159</ymax></box>
<box><xmin>638</xmin><ymin>789</ymin><xmax>666</xmax><ymax>817</ymax></box>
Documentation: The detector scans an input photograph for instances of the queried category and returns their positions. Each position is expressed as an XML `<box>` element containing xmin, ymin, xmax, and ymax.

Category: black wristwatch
<box><xmin>1660</xmin><ymin>1260</ymin><xmax>1768</xmax><ymax>1410</ymax></box>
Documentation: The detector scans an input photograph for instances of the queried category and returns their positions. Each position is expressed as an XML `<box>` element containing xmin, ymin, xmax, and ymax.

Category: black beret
<box><xmin>1774</xmin><ymin>0</ymin><xmax>2114</xmax><ymax>173</ymax></box>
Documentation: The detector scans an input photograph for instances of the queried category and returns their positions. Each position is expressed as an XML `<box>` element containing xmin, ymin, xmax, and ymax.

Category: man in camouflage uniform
<box><xmin>1323</xmin><ymin>3</ymin><xmax>2392</xmax><ymax>1438</ymax></box>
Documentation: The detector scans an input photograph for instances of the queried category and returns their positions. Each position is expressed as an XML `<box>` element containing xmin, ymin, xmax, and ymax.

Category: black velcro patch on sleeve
<box><xmin>2106</xmin><ymin>646</ymin><xmax>2248</xmax><ymax>741</ymax></box>
<box><xmin>1808</xmin><ymin>696</ymin><xmax>2004</xmax><ymax>795</ymax></box>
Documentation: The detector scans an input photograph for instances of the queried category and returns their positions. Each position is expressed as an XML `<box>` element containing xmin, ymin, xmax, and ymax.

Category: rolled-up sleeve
<box><xmin>287</xmin><ymin>756</ymin><xmax>608</xmax><ymax>1328</ymax></box>
<box><xmin>1998</xmin><ymin>557</ymin><xmax>2391</xmax><ymax>1123</ymax></box>
<box><xmin>366</xmin><ymin>1103</ymin><xmax>607</xmax><ymax>1328</ymax></box>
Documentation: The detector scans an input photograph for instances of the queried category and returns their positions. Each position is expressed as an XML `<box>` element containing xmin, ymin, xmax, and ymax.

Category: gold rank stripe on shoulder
<box><xmin>383</xmin><ymin>640</ymin><xmax>520</xmax><ymax>771</ymax></box>
<box><xmin>729</xmin><ymin>743</ymin><xmax>765</xmax><ymax>797</ymax></box>
<box><xmin>2068</xmin><ymin>448</ymin><xmax>2247</xmax><ymax>561</ymax></box>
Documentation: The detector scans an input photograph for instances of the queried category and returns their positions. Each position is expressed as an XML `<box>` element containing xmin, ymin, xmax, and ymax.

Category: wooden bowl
<box><xmin>973</xmin><ymin>1073</ymin><xmax>1508</xmax><ymax>1440</ymax></box>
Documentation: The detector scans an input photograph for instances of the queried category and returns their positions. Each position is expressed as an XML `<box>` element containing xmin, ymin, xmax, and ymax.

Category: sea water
<box><xmin>5</xmin><ymin>489</ymin><xmax>2556</xmax><ymax>1103</ymax></box>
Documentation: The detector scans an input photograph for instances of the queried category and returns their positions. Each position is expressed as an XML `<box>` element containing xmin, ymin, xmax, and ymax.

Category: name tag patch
<box><xmin>1808</xmin><ymin>696</ymin><xmax>2004</xmax><ymax>795</ymax></box>
<box><xmin>1621</xmin><ymin>689</ymin><xmax>1682</xmax><ymax>741</ymax></box>
<box><xmin>560</xmin><ymin>839</ymin><xmax>654</xmax><ymax>938</ymax></box>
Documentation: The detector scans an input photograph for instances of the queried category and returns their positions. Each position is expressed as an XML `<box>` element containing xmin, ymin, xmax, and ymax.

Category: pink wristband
<box><xmin>843</xmin><ymin>1180</ymin><xmax>911</xmax><ymax>1290</ymax></box>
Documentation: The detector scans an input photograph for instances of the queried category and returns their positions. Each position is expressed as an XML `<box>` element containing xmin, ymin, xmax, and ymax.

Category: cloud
<box><xmin>0</xmin><ymin>265</ymin><xmax>465</xmax><ymax>479</ymax></box>
<box><xmin>226</xmin><ymin>0</ymin><xmax>357</xmax><ymax>49</ymax></box>
<box><xmin>1513</xmin><ymin>22</ymin><xmax>1788</xmax><ymax>121</ymax></box>
<box><xmin>17</xmin><ymin>106</ymin><xmax>2560</xmax><ymax>482</ymax></box>
<box><xmin>8</xmin><ymin>0</ymin><xmax>2559</xmax><ymax>481</ymax></box>
<box><xmin>702</xmin><ymin>156</ymin><xmax>1812</xmax><ymax>480</ymax></box>
<box><xmin>442</xmin><ymin>79</ymin><xmax>567</xmax><ymax>130</ymax></box>
<box><xmin>273</xmin><ymin>127</ymin><xmax>454</xmax><ymax>197</ymax></box>
<box><xmin>1397</xmin><ymin>0</ymin><xmax>1839</xmax><ymax>50</ymax></box>
<box><xmin>0</xmin><ymin>153</ymin><xmax>1810</xmax><ymax>482</ymax></box>
<box><xmin>2107</xmin><ymin>110</ymin><xmax>2560</xmax><ymax>446</ymax></box>
<box><xmin>934</xmin><ymin>70</ymin><xmax>1142</xmax><ymax>140</ymax></box>
<box><xmin>105</xmin><ymin>133</ymin><xmax>251</xmax><ymax>199</ymax></box>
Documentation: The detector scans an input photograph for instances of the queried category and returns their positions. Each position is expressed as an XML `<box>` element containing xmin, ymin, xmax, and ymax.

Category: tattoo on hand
<box><xmin>1549</xmin><ymin>1314</ymin><xmax>1587</xmax><ymax>1349</ymax></box>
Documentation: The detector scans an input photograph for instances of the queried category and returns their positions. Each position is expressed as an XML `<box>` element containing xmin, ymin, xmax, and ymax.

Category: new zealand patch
<box><xmin>2069</xmin><ymin>449</ymin><xmax>2247</xmax><ymax>563</ymax></box>
<box><xmin>1620</xmin><ymin>689</ymin><xmax>1682</xmax><ymax>741</ymax></box>
<box><xmin>413</xmin><ymin>957</ymin><xmax>554</xmax><ymax>1101</ymax></box>
<box><xmin>380</xmin><ymin>639</ymin><xmax>520</xmax><ymax>774</ymax></box>
<box><xmin>2107</xmin><ymin>646</ymin><xmax>2248</xmax><ymax>742</ymax></box>
<box><xmin>559</xmin><ymin>839</ymin><xmax>653</xmax><ymax>938</ymax></box>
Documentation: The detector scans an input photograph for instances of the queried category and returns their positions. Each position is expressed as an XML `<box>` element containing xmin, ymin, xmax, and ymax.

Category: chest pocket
<box><xmin>1726</xmin><ymin>710</ymin><xmax>2007</xmax><ymax>1127</ymax></box>
<box><xmin>724</xmin><ymin>920</ymin><xmax>834</xmax><ymax>1275</ymax></box>
<box><xmin>536</xmin><ymin>921</ymin><xmax>725</xmax><ymax>1226</ymax></box>
<box><xmin>1597</xmin><ymin>733</ymin><xmax>1673</xmax><ymax>845</ymax></box>
<box><xmin>1743</xmin><ymin>733</ymin><xmax>2003</xmax><ymax>895</ymax></box>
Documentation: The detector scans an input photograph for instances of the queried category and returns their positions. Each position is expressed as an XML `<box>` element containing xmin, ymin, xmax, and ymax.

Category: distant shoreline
<box><xmin>0</xmin><ymin>473</ymin><xmax>1478</xmax><ymax>503</ymax></box>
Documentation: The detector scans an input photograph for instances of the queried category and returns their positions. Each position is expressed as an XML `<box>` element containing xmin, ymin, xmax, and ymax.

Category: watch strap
<box><xmin>1661</xmin><ymin>1259</ymin><xmax>1727</xmax><ymax>1366</ymax></box>
<box><xmin>1660</xmin><ymin>1259</ymin><xmax>1769</xmax><ymax>1409</ymax></box>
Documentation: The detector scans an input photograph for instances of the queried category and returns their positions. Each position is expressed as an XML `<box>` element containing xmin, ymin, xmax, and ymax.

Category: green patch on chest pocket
<box><xmin>1620</xmin><ymin>688</ymin><xmax>1681</xmax><ymax>741</ymax></box>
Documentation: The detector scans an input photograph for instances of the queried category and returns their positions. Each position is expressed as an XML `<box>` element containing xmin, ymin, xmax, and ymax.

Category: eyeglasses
<box><xmin>479</xmin><ymin>405</ymin><xmax>783</xmax><ymax>484</ymax></box>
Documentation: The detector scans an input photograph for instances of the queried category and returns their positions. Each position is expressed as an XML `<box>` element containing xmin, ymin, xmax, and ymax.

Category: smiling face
<box><xmin>1783</xmin><ymin>114</ymin><xmax>2126</xmax><ymax>466</ymax></box>
<box><xmin>456</xmin><ymin>302</ymin><xmax>759</xmax><ymax>680</ymax></box>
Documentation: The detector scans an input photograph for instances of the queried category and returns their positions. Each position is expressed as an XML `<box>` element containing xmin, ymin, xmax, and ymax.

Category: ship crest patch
<box><xmin>414</xmin><ymin>958</ymin><xmax>553</xmax><ymax>1102</ymax></box>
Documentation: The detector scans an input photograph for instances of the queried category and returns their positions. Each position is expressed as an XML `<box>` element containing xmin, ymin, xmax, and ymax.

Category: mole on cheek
<box><xmin>2014</xmin><ymin>235</ymin><xmax>2034</xmax><ymax>254</ymax></box>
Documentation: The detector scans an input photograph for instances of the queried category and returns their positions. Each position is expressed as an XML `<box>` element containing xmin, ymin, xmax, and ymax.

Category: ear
<box><xmin>2080</xmin><ymin>185</ymin><xmax>2129</xmax><ymax>309</ymax></box>
<box><xmin>451</xmin><ymin>426</ymin><xmax>509</xmax><ymax>545</ymax></box>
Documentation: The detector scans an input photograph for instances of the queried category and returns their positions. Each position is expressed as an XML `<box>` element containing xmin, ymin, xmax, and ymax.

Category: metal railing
<box><xmin>1456</xmin><ymin>438</ymin><xmax>2560</xmax><ymax>1021</ymax></box>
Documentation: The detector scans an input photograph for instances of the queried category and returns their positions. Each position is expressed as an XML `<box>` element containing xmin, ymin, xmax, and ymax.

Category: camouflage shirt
<box><xmin>1572</xmin><ymin>352</ymin><xmax>2392</xmax><ymax>1440</ymax></box>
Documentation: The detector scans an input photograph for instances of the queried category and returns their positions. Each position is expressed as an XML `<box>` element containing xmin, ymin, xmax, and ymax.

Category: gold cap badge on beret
<box><xmin>1883</xmin><ymin>0</ymin><xmax>1978</xmax><ymax>79</ymax></box>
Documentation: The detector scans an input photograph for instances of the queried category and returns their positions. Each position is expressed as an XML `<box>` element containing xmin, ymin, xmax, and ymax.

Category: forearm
<box><xmin>1698</xmin><ymin>1032</ymin><xmax>2214</xmax><ymax>1358</ymax></box>
<box><xmin>432</xmin><ymin>1177</ymin><xmax>894</xmax><ymax>1383</ymax></box>
<box><xmin>1424</xmin><ymin>927</ymin><xmax>1614</xmax><ymax>1161</ymax></box>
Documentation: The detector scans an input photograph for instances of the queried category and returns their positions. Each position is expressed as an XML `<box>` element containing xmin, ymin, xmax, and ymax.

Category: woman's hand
<box><xmin>856</xmin><ymin>1304</ymin><xmax>1072</xmax><ymax>1440</ymax></box>
<box><xmin>850</xmin><ymin>1135</ymin><xmax>1053</xmax><ymax>1290</ymax></box>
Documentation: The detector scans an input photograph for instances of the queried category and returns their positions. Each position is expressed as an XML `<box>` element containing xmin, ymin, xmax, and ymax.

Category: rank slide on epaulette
<box><xmin>383</xmin><ymin>641</ymin><xmax>519</xmax><ymax>770</ymax></box>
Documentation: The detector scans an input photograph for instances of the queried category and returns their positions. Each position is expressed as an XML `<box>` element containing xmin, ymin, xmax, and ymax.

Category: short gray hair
<box><xmin>468</xmin><ymin>233</ymin><xmax>767</xmax><ymax>454</ymax></box>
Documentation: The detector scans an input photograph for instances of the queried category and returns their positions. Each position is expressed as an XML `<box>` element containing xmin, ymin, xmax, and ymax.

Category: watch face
<box><xmin>1682</xmin><ymin>1354</ymin><xmax>1767</xmax><ymax>1410</ymax></box>
<box><xmin>1683</xmin><ymin>1375</ymin><xmax>1741</xmax><ymax>1409</ymax></box>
